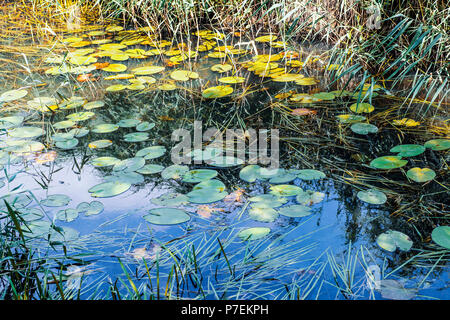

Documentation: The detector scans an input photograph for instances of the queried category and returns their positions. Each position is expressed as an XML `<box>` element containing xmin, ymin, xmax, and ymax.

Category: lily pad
<box><xmin>248</xmin><ymin>207</ymin><xmax>279</xmax><ymax>222</ymax></box>
<box><xmin>239</xmin><ymin>165</ymin><xmax>263</xmax><ymax>182</ymax></box>
<box><xmin>151</xmin><ymin>193</ymin><xmax>189</xmax><ymax>207</ymax></box>
<box><xmin>270</xmin><ymin>184</ymin><xmax>303</xmax><ymax>197</ymax></box>
<box><xmin>350</xmin><ymin>102</ymin><xmax>374</xmax><ymax>113</ymax></box>
<box><xmin>77</xmin><ymin>201</ymin><xmax>104</xmax><ymax>216</ymax></box>
<box><xmin>350</xmin><ymin>123</ymin><xmax>378</xmax><ymax>135</ymax></box>
<box><xmin>143</xmin><ymin>208</ymin><xmax>190</xmax><ymax>225</ymax></box>
<box><xmin>278</xmin><ymin>205</ymin><xmax>312</xmax><ymax>217</ymax></box>
<box><xmin>376</xmin><ymin>230</ymin><xmax>413</xmax><ymax>252</ymax></box>
<box><xmin>406</xmin><ymin>167</ymin><xmax>435</xmax><ymax>183</ymax></box>
<box><xmin>379</xmin><ymin>280</ymin><xmax>417</xmax><ymax>300</ymax></box>
<box><xmin>390</xmin><ymin>144</ymin><xmax>426</xmax><ymax>157</ymax></box>
<box><xmin>161</xmin><ymin>165</ymin><xmax>189</xmax><ymax>180</ymax></box>
<box><xmin>357</xmin><ymin>189</ymin><xmax>387</xmax><ymax>205</ymax></box>
<box><xmin>124</xmin><ymin>132</ymin><xmax>149</xmax><ymax>142</ymax></box>
<box><xmin>56</xmin><ymin>208</ymin><xmax>79</xmax><ymax>222</ymax></box>
<box><xmin>370</xmin><ymin>156</ymin><xmax>408</xmax><ymax>170</ymax></box>
<box><xmin>0</xmin><ymin>89</ymin><xmax>28</xmax><ymax>102</ymax></box>
<box><xmin>92</xmin><ymin>123</ymin><xmax>119</xmax><ymax>134</ymax></box>
<box><xmin>424</xmin><ymin>139</ymin><xmax>450</xmax><ymax>151</ymax></box>
<box><xmin>136</xmin><ymin>164</ymin><xmax>165</xmax><ymax>175</ymax></box>
<box><xmin>55</xmin><ymin>138</ymin><xmax>79</xmax><ymax>150</ymax></box>
<box><xmin>117</xmin><ymin>118</ymin><xmax>141</xmax><ymax>128</ymax></box>
<box><xmin>249</xmin><ymin>194</ymin><xmax>288</xmax><ymax>208</ymax></box>
<box><xmin>88</xmin><ymin>139</ymin><xmax>112</xmax><ymax>149</ymax></box>
<box><xmin>237</xmin><ymin>227</ymin><xmax>271</xmax><ymax>241</ymax></box>
<box><xmin>136</xmin><ymin>146</ymin><xmax>166</xmax><ymax>159</ymax></box>
<box><xmin>296</xmin><ymin>169</ymin><xmax>326</xmax><ymax>180</ymax></box>
<box><xmin>182</xmin><ymin>169</ymin><xmax>218</xmax><ymax>183</ymax></box>
<box><xmin>202</xmin><ymin>86</ymin><xmax>233</xmax><ymax>99</ymax></box>
<box><xmin>91</xmin><ymin>156</ymin><xmax>121</xmax><ymax>167</ymax></box>
<box><xmin>296</xmin><ymin>190</ymin><xmax>325</xmax><ymax>205</ymax></box>
<box><xmin>136</xmin><ymin>122</ymin><xmax>155</xmax><ymax>132</ymax></box>
<box><xmin>8</xmin><ymin>126</ymin><xmax>44</xmax><ymax>138</ymax></box>
<box><xmin>431</xmin><ymin>226</ymin><xmax>450</xmax><ymax>249</ymax></box>
<box><xmin>113</xmin><ymin>157</ymin><xmax>146</xmax><ymax>173</ymax></box>
<box><xmin>41</xmin><ymin>194</ymin><xmax>71</xmax><ymax>207</ymax></box>
<box><xmin>88</xmin><ymin>181</ymin><xmax>131</xmax><ymax>198</ymax></box>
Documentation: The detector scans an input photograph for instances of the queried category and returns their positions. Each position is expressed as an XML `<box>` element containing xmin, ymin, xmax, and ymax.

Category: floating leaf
<box><xmin>8</xmin><ymin>126</ymin><xmax>44</xmax><ymax>138</ymax></box>
<box><xmin>102</xmin><ymin>63</ymin><xmax>127</xmax><ymax>72</ymax></box>
<box><xmin>248</xmin><ymin>207</ymin><xmax>278</xmax><ymax>222</ymax></box>
<box><xmin>357</xmin><ymin>189</ymin><xmax>387</xmax><ymax>204</ymax></box>
<box><xmin>370</xmin><ymin>156</ymin><xmax>408</xmax><ymax>170</ymax></box>
<box><xmin>55</xmin><ymin>138</ymin><xmax>79</xmax><ymax>150</ymax></box>
<box><xmin>56</xmin><ymin>208</ymin><xmax>79</xmax><ymax>222</ymax></box>
<box><xmin>211</xmin><ymin>64</ymin><xmax>232</xmax><ymax>73</ymax></box>
<box><xmin>92</xmin><ymin>123</ymin><xmax>119</xmax><ymax>133</ymax></box>
<box><xmin>376</xmin><ymin>230</ymin><xmax>413</xmax><ymax>252</ymax></box>
<box><xmin>218</xmin><ymin>76</ymin><xmax>245</xmax><ymax>84</ymax></box>
<box><xmin>117</xmin><ymin>118</ymin><xmax>140</xmax><ymax>128</ymax></box>
<box><xmin>137</xmin><ymin>164</ymin><xmax>165</xmax><ymax>175</ymax></box>
<box><xmin>296</xmin><ymin>169</ymin><xmax>326</xmax><ymax>180</ymax></box>
<box><xmin>337</xmin><ymin>114</ymin><xmax>366</xmax><ymax>124</ymax></box>
<box><xmin>182</xmin><ymin>169</ymin><xmax>218</xmax><ymax>183</ymax></box>
<box><xmin>406</xmin><ymin>167</ymin><xmax>436</xmax><ymax>183</ymax></box>
<box><xmin>296</xmin><ymin>190</ymin><xmax>325</xmax><ymax>205</ymax></box>
<box><xmin>390</xmin><ymin>144</ymin><xmax>425</xmax><ymax>157</ymax></box>
<box><xmin>379</xmin><ymin>280</ymin><xmax>417</xmax><ymax>300</ymax></box>
<box><xmin>278</xmin><ymin>204</ymin><xmax>312</xmax><ymax>217</ymax></box>
<box><xmin>170</xmin><ymin>70</ymin><xmax>199</xmax><ymax>81</ymax></box>
<box><xmin>161</xmin><ymin>165</ymin><xmax>189</xmax><ymax>180</ymax></box>
<box><xmin>202</xmin><ymin>86</ymin><xmax>233</xmax><ymax>98</ymax></box>
<box><xmin>41</xmin><ymin>194</ymin><xmax>71</xmax><ymax>207</ymax></box>
<box><xmin>124</xmin><ymin>132</ymin><xmax>149</xmax><ymax>142</ymax></box>
<box><xmin>237</xmin><ymin>227</ymin><xmax>271</xmax><ymax>241</ymax></box>
<box><xmin>151</xmin><ymin>193</ymin><xmax>189</xmax><ymax>207</ymax></box>
<box><xmin>136</xmin><ymin>146</ymin><xmax>166</xmax><ymax>159</ymax></box>
<box><xmin>269</xmin><ymin>184</ymin><xmax>303</xmax><ymax>197</ymax></box>
<box><xmin>88</xmin><ymin>181</ymin><xmax>131</xmax><ymax>198</ymax></box>
<box><xmin>424</xmin><ymin>139</ymin><xmax>450</xmax><ymax>151</ymax></box>
<box><xmin>0</xmin><ymin>89</ymin><xmax>28</xmax><ymax>102</ymax></box>
<box><xmin>77</xmin><ymin>201</ymin><xmax>104</xmax><ymax>216</ymax></box>
<box><xmin>132</xmin><ymin>66</ymin><xmax>165</xmax><ymax>75</ymax></box>
<box><xmin>239</xmin><ymin>165</ymin><xmax>262</xmax><ymax>182</ymax></box>
<box><xmin>431</xmin><ymin>226</ymin><xmax>450</xmax><ymax>249</ymax></box>
<box><xmin>350</xmin><ymin>123</ymin><xmax>378</xmax><ymax>135</ymax></box>
<box><xmin>350</xmin><ymin>102</ymin><xmax>374</xmax><ymax>113</ymax></box>
<box><xmin>88</xmin><ymin>139</ymin><xmax>112</xmax><ymax>149</ymax></box>
<box><xmin>136</xmin><ymin>122</ymin><xmax>155</xmax><ymax>131</ymax></box>
<box><xmin>143</xmin><ymin>208</ymin><xmax>190</xmax><ymax>225</ymax></box>
<box><xmin>113</xmin><ymin>157</ymin><xmax>146</xmax><ymax>173</ymax></box>
<box><xmin>249</xmin><ymin>194</ymin><xmax>288</xmax><ymax>208</ymax></box>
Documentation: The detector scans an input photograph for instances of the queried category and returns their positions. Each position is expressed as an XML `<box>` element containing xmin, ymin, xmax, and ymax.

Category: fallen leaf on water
<box><xmin>291</xmin><ymin>108</ymin><xmax>317</xmax><ymax>116</ymax></box>
<box><xmin>77</xmin><ymin>73</ymin><xmax>96</xmax><ymax>82</ymax></box>
<box><xmin>93</xmin><ymin>62</ymin><xmax>110</xmax><ymax>69</ymax></box>
<box><xmin>224</xmin><ymin>188</ymin><xmax>246</xmax><ymax>203</ymax></box>
<box><xmin>35</xmin><ymin>151</ymin><xmax>57</xmax><ymax>164</ymax></box>
<box><xmin>197</xmin><ymin>205</ymin><xmax>224</xmax><ymax>218</ymax></box>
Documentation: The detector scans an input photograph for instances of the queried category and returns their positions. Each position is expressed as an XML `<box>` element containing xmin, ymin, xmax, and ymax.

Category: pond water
<box><xmin>0</xmin><ymin>24</ymin><xmax>449</xmax><ymax>300</ymax></box>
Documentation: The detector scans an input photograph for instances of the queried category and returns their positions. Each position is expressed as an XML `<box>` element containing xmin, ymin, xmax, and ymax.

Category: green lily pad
<box><xmin>113</xmin><ymin>157</ymin><xmax>146</xmax><ymax>172</ymax></box>
<box><xmin>248</xmin><ymin>207</ymin><xmax>279</xmax><ymax>222</ymax></box>
<box><xmin>0</xmin><ymin>116</ymin><xmax>24</xmax><ymax>129</ymax></box>
<box><xmin>136</xmin><ymin>122</ymin><xmax>155</xmax><ymax>131</ymax></box>
<box><xmin>267</xmin><ymin>169</ymin><xmax>298</xmax><ymax>184</ymax></box>
<box><xmin>8</xmin><ymin>126</ymin><xmax>44</xmax><ymax>138</ymax></box>
<box><xmin>357</xmin><ymin>189</ymin><xmax>387</xmax><ymax>205</ymax></box>
<box><xmin>92</xmin><ymin>123</ymin><xmax>119</xmax><ymax>134</ymax></box>
<box><xmin>88</xmin><ymin>181</ymin><xmax>131</xmax><ymax>198</ymax></box>
<box><xmin>336</xmin><ymin>114</ymin><xmax>366</xmax><ymax>124</ymax></box>
<box><xmin>18</xmin><ymin>208</ymin><xmax>44</xmax><ymax>222</ymax></box>
<box><xmin>53</xmin><ymin>120</ymin><xmax>76</xmax><ymax>129</ymax></box>
<box><xmin>370</xmin><ymin>156</ymin><xmax>408</xmax><ymax>170</ymax></box>
<box><xmin>0</xmin><ymin>89</ymin><xmax>28</xmax><ymax>102</ymax></box>
<box><xmin>239</xmin><ymin>165</ymin><xmax>262</xmax><ymax>182</ymax></box>
<box><xmin>77</xmin><ymin>201</ymin><xmax>104</xmax><ymax>216</ymax></box>
<box><xmin>350</xmin><ymin>102</ymin><xmax>374</xmax><ymax>113</ymax></box>
<box><xmin>390</xmin><ymin>144</ymin><xmax>426</xmax><ymax>157</ymax></box>
<box><xmin>56</xmin><ymin>208</ymin><xmax>79</xmax><ymax>222</ymax></box>
<box><xmin>249</xmin><ymin>194</ymin><xmax>288</xmax><ymax>208</ymax></box>
<box><xmin>104</xmin><ymin>172</ymin><xmax>144</xmax><ymax>184</ymax></box>
<box><xmin>55</xmin><ymin>138</ymin><xmax>79</xmax><ymax>149</ymax></box>
<box><xmin>431</xmin><ymin>226</ymin><xmax>450</xmax><ymax>249</ymax></box>
<box><xmin>406</xmin><ymin>167</ymin><xmax>436</xmax><ymax>183</ymax></box>
<box><xmin>350</xmin><ymin>123</ymin><xmax>378</xmax><ymax>135</ymax></box>
<box><xmin>136</xmin><ymin>164</ymin><xmax>165</xmax><ymax>175</ymax></box>
<box><xmin>66</xmin><ymin>111</ymin><xmax>95</xmax><ymax>122</ymax></box>
<box><xmin>376</xmin><ymin>230</ymin><xmax>413</xmax><ymax>252</ymax></box>
<box><xmin>208</xmin><ymin>156</ymin><xmax>244</xmax><ymax>167</ymax></box>
<box><xmin>143</xmin><ymin>208</ymin><xmax>190</xmax><ymax>225</ymax></box>
<box><xmin>124</xmin><ymin>132</ymin><xmax>149</xmax><ymax>142</ymax></box>
<box><xmin>151</xmin><ymin>193</ymin><xmax>189</xmax><ymax>207</ymax></box>
<box><xmin>69</xmin><ymin>127</ymin><xmax>90</xmax><ymax>138</ymax></box>
<box><xmin>424</xmin><ymin>139</ymin><xmax>450</xmax><ymax>151</ymax></box>
<box><xmin>117</xmin><ymin>118</ymin><xmax>141</xmax><ymax>128</ymax></box>
<box><xmin>5</xmin><ymin>140</ymin><xmax>45</xmax><ymax>153</ymax></box>
<box><xmin>91</xmin><ymin>156</ymin><xmax>121</xmax><ymax>167</ymax></box>
<box><xmin>88</xmin><ymin>139</ymin><xmax>112</xmax><ymax>149</ymax></box>
<box><xmin>52</xmin><ymin>132</ymin><xmax>74</xmax><ymax>142</ymax></box>
<box><xmin>161</xmin><ymin>165</ymin><xmax>189</xmax><ymax>179</ymax></box>
<box><xmin>296</xmin><ymin>169</ymin><xmax>326</xmax><ymax>180</ymax></box>
<box><xmin>237</xmin><ymin>227</ymin><xmax>271</xmax><ymax>241</ymax></box>
<box><xmin>182</xmin><ymin>169</ymin><xmax>218</xmax><ymax>183</ymax></box>
<box><xmin>269</xmin><ymin>184</ymin><xmax>303</xmax><ymax>197</ymax></box>
<box><xmin>278</xmin><ymin>204</ymin><xmax>312</xmax><ymax>217</ymax></box>
<box><xmin>296</xmin><ymin>190</ymin><xmax>325</xmax><ymax>205</ymax></box>
<box><xmin>40</xmin><ymin>194</ymin><xmax>71</xmax><ymax>207</ymax></box>
<box><xmin>84</xmin><ymin>100</ymin><xmax>105</xmax><ymax>110</ymax></box>
<box><xmin>136</xmin><ymin>146</ymin><xmax>166</xmax><ymax>159</ymax></box>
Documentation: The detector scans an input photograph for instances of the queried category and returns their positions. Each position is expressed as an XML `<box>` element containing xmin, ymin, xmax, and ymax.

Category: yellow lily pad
<box><xmin>202</xmin><ymin>86</ymin><xmax>233</xmax><ymax>99</ymax></box>
<box><xmin>102</xmin><ymin>63</ymin><xmax>127</xmax><ymax>72</ymax></box>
